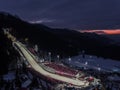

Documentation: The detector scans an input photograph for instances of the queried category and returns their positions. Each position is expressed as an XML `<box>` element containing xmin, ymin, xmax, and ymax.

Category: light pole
<box><xmin>48</xmin><ymin>52</ymin><xmax>51</xmax><ymax>62</ymax></box>
<box><xmin>98</xmin><ymin>67</ymin><xmax>101</xmax><ymax>71</ymax></box>
<box><xmin>82</xmin><ymin>50</ymin><xmax>85</xmax><ymax>58</ymax></box>
<box><xmin>68</xmin><ymin>57</ymin><xmax>71</xmax><ymax>63</ymax></box>
<box><xmin>57</xmin><ymin>55</ymin><xmax>60</xmax><ymax>62</ymax></box>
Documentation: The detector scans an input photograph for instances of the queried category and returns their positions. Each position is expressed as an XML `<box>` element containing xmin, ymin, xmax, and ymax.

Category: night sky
<box><xmin>1</xmin><ymin>0</ymin><xmax>120</xmax><ymax>29</ymax></box>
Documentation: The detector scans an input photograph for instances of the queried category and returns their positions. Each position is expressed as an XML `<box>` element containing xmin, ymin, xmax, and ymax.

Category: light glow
<box><xmin>79</xmin><ymin>29</ymin><xmax>120</xmax><ymax>35</ymax></box>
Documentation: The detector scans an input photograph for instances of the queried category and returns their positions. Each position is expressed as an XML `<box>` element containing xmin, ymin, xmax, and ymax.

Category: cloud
<box><xmin>1</xmin><ymin>0</ymin><xmax>120</xmax><ymax>29</ymax></box>
<box><xmin>29</xmin><ymin>19</ymin><xmax>55</xmax><ymax>24</ymax></box>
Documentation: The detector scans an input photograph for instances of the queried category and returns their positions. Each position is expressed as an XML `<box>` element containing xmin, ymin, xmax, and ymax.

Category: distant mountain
<box><xmin>106</xmin><ymin>34</ymin><xmax>120</xmax><ymax>45</ymax></box>
<box><xmin>0</xmin><ymin>12</ymin><xmax>120</xmax><ymax>75</ymax></box>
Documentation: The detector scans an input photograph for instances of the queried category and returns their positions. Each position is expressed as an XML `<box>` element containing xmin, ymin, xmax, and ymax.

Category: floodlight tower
<box><xmin>48</xmin><ymin>52</ymin><xmax>51</xmax><ymax>62</ymax></box>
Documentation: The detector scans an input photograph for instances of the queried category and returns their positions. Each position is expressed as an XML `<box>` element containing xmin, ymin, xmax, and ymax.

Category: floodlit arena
<box><xmin>12</xmin><ymin>41</ymin><xmax>101</xmax><ymax>89</ymax></box>
<box><xmin>4</xmin><ymin>29</ymin><xmax>101</xmax><ymax>89</ymax></box>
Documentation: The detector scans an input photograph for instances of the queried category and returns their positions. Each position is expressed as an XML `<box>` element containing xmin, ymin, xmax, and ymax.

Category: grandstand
<box><xmin>44</xmin><ymin>62</ymin><xmax>87</xmax><ymax>79</ymax></box>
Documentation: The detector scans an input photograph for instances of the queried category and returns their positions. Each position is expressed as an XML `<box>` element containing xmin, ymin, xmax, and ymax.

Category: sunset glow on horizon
<box><xmin>79</xmin><ymin>29</ymin><xmax>120</xmax><ymax>35</ymax></box>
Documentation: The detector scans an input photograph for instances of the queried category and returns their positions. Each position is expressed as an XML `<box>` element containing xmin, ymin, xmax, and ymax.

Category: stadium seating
<box><xmin>45</xmin><ymin>63</ymin><xmax>78</xmax><ymax>78</ymax></box>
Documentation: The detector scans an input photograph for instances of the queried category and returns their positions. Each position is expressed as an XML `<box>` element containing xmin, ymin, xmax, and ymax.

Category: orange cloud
<box><xmin>79</xmin><ymin>29</ymin><xmax>120</xmax><ymax>35</ymax></box>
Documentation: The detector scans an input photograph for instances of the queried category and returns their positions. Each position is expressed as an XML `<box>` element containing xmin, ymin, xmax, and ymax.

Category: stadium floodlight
<box><xmin>48</xmin><ymin>52</ymin><xmax>51</xmax><ymax>62</ymax></box>
<box><xmin>57</xmin><ymin>55</ymin><xmax>60</xmax><ymax>62</ymax></box>
<box><xmin>98</xmin><ymin>67</ymin><xmax>101</xmax><ymax>71</ymax></box>
<box><xmin>85</xmin><ymin>61</ymin><xmax>88</xmax><ymax>65</ymax></box>
<box><xmin>68</xmin><ymin>57</ymin><xmax>71</xmax><ymax>62</ymax></box>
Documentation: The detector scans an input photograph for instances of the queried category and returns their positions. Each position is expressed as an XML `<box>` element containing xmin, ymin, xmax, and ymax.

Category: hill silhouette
<box><xmin>0</xmin><ymin>12</ymin><xmax>120</xmax><ymax>74</ymax></box>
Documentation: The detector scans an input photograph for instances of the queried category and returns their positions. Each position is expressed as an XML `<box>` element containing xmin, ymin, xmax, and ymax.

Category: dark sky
<box><xmin>1</xmin><ymin>0</ymin><xmax>120</xmax><ymax>29</ymax></box>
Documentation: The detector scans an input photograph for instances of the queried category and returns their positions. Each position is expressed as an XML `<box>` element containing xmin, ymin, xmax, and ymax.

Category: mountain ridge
<box><xmin>0</xmin><ymin>12</ymin><xmax>120</xmax><ymax>75</ymax></box>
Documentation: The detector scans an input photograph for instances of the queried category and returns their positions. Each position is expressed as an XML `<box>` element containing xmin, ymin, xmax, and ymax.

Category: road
<box><xmin>13</xmin><ymin>41</ymin><xmax>90</xmax><ymax>87</ymax></box>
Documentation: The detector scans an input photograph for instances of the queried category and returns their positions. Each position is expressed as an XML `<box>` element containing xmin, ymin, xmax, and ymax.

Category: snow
<box><xmin>108</xmin><ymin>75</ymin><xmax>120</xmax><ymax>81</ymax></box>
<box><xmin>22</xmin><ymin>79</ymin><xmax>32</xmax><ymax>88</ymax></box>
<box><xmin>40</xmin><ymin>80</ymin><xmax>47</xmax><ymax>88</ymax></box>
<box><xmin>3</xmin><ymin>72</ymin><xmax>15</xmax><ymax>81</ymax></box>
<box><xmin>64</xmin><ymin>55</ymin><xmax>120</xmax><ymax>72</ymax></box>
<box><xmin>27</xmin><ymin>72</ymin><xmax>33</xmax><ymax>79</ymax></box>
